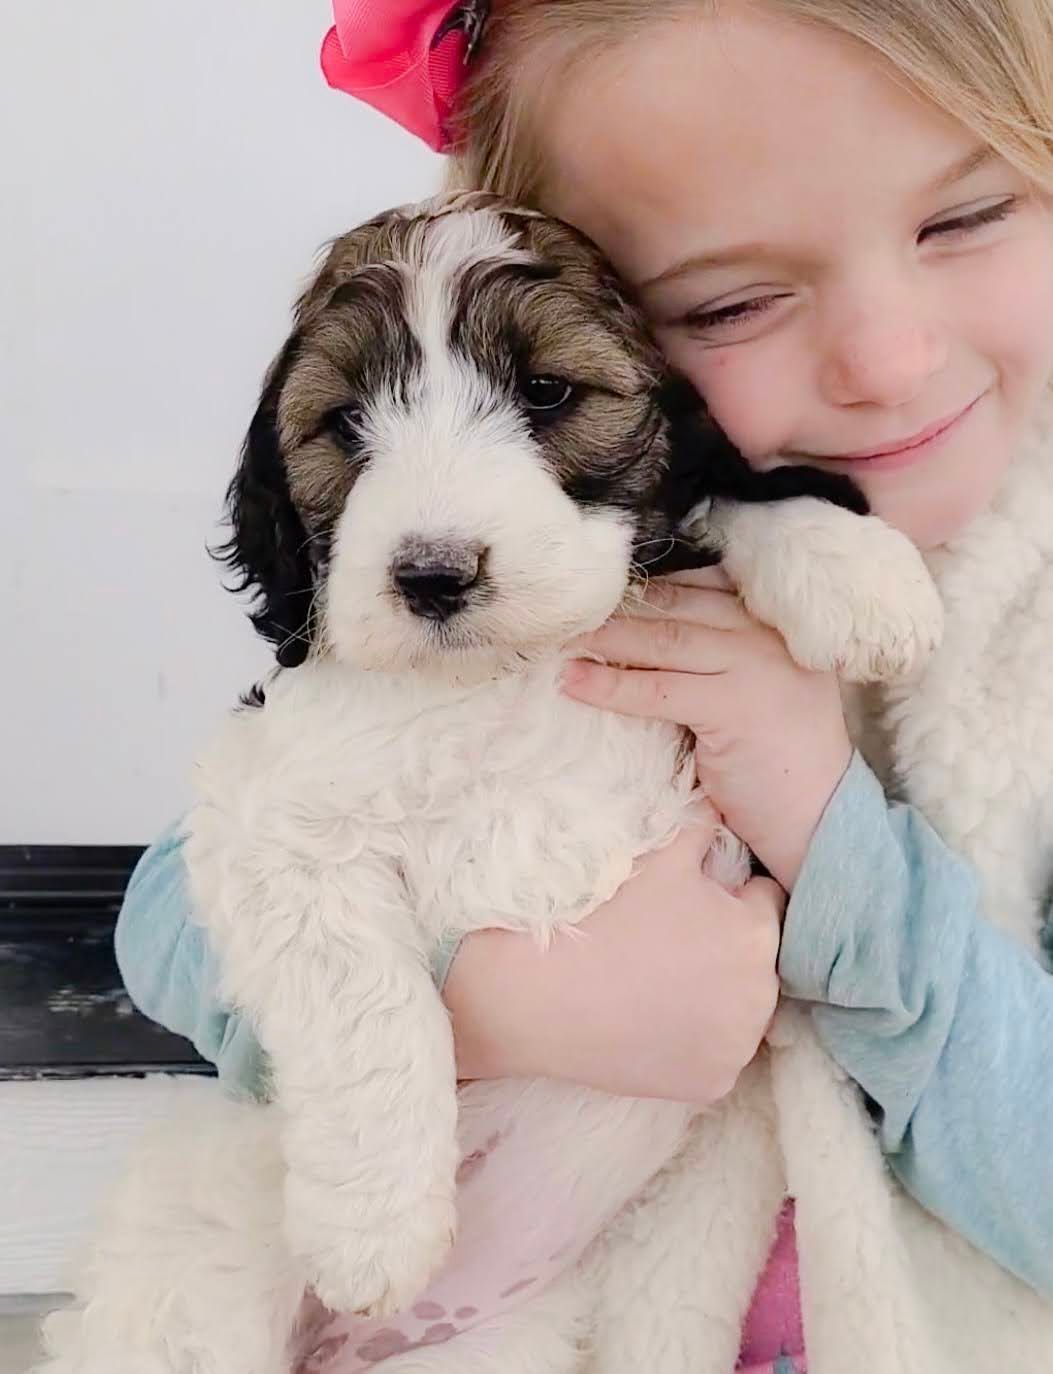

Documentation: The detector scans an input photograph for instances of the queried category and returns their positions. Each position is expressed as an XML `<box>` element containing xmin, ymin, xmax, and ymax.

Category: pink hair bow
<box><xmin>321</xmin><ymin>0</ymin><xmax>488</xmax><ymax>152</ymax></box>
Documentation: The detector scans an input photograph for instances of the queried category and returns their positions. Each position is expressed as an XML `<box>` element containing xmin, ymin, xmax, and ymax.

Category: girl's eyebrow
<box><xmin>926</xmin><ymin>146</ymin><xmax>995</xmax><ymax>195</ymax></box>
<box><xmin>639</xmin><ymin>241</ymin><xmax>785</xmax><ymax>291</ymax></box>
<box><xmin>640</xmin><ymin>148</ymin><xmax>998</xmax><ymax>294</ymax></box>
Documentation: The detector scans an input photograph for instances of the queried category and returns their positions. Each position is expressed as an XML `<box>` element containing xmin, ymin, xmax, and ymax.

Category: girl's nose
<box><xmin>819</xmin><ymin>300</ymin><xmax>948</xmax><ymax>409</ymax></box>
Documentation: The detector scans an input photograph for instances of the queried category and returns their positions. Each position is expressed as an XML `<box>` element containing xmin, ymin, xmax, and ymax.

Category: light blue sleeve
<box><xmin>779</xmin><ymin>752</ymin><xmax>1053</xmax><ymax>1298</ymax></box>
<box><xmin>114</xmin><ymin>820</ymin><xmax>271</xmax><ymax>1099</ymax></box>
<box><xmin>114</xmin><ymin>821</ymin><xmax>464</xmax><ymax>1102</ymax></box>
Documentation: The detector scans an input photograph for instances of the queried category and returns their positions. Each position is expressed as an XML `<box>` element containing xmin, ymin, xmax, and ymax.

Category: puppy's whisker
<box><xmin>297</xmin><ymin>530</ymin><xmax>331</xmax><ymax>554</ymax></box>
<box><xmin>633</xmin><ymin>534</ymin><xmax>709</xmax><ymax>571</ymax></box>
<box><xmin>634</xmin><ymin>537</ymin><xmax>679</xmax><ymax>560</ymax></box>
<box><xmin>632</xmin><ymin>537</ymin><xmax>682</xmax><ymax>552</ymax></box>
<box><xmin>624</xmin><ymin>603</ymin><xmax>680</xmax><ymax>624</ymax></box>
<box><xmin>276</xmin><ymin>583</ymin><xmax>325</xmax><ymax>660</ymax></box>
<box><xmin>276</xmin><ymin>626</ymin><xmax>312</xmax><ymax>657</ymax></box>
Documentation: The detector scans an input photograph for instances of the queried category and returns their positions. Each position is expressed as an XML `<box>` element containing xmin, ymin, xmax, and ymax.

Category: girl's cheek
<box><xmin>665</xmin><ymin>337</ymin><xmax>801</xmax><ymax>467</ymax></box>
<box><xmin>957</xmin><ymin>214</ymin><xmax>1053</xmax><ymax>399</ymax></box>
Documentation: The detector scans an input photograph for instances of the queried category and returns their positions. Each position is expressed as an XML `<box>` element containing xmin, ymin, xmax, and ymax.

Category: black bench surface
<box><xmin>0</xmin><ymin>845</ymin><xmax>213</xmax><ymax>1080</ymax></box>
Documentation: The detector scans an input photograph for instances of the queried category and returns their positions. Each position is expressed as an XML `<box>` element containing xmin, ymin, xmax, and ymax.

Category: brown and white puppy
<box><xmin>222</xmin><ymin>190</ymin><xmax>871</xmax><ymax>679</ymax></box>
<box><xmin>37</xmin><ymin>192</ymin><xmax>941</xmax><ymax>1374</ymax></box>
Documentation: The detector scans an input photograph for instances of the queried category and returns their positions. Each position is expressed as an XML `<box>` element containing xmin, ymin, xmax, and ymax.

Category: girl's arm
<box><xmin>779</xmin><ymin>751</ymin><xmax>1053</xmax><ymax>1299</ymax></box>
<box><xmin>115</xmin><ymin>821</ymin><xmax>271</xmax><ymax>1098</ymax></box>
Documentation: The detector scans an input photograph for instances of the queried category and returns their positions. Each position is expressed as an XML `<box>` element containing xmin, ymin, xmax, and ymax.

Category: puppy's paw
<box><xmin>349</xmin><ymin>1200</ymin><xmax>456</xmax><ymax>1321</ymax></box>
<box><xmin>765</xmin><ymin>521</ymin><xmax>943</xmax><ymax>684</ymax></box>
<box><xmin>712</xmin><ymin>499</ymin><xmax>943</xmax><ymax>684</ymax></box>
<box><xmin>285</xmin><ymin>1176</ymin><xmax>456</xmax><ymax>1320</ymax></box>
<box><xmin>35</xmin><ymin>1308</ymin><xmax>176</xmax><ymax>1374</ymax></box>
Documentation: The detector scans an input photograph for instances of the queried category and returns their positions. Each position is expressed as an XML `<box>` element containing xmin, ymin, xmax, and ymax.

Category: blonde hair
<box><xmin>447</xmin><ymin>0</ymin><xmax>1053</xmax><ymax>203</ymax></box>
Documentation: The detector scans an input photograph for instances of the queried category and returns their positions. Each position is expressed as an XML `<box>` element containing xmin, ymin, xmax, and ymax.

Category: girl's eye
<box><xmin>678</xmin><ymin>294</ymin><xmax>787</xmax><ymax>335</ymax></box>
<box><xmin>918</xmin><ymin>196</ymin><xmax>1018</xmax><ymax>244</ymax></box>
<box><xmin>519</xmin><ymin>374</ymin><xmax>575</xmax><ymax>411</ymax></box>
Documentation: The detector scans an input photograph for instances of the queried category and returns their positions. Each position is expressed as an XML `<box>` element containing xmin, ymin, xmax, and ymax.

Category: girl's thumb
<box><xmin>739</xmin><ymin>875</ymin><xmax>788</xmax><ymax>926</ymax></box>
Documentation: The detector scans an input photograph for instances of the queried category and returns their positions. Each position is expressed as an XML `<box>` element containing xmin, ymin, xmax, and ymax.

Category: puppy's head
<box><xmin>221</xmin><ymin>191</ymin><xmax>725</xmax><ymax>674</ymax></box>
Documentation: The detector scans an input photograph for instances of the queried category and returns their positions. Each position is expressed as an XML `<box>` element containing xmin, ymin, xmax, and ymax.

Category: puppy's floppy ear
<box><xmin>214</xmin><ymin>336</ymin><xmax>316</xmax><ymax>668</ymax></box>
<box><xmin>653</xmin><ymin>376</ymin><xmax>757</xmax><ymax>550</ymax></box>
<box><xmin>648</xmin><ymin>374</ymin><xmax>869</xmax><ymax>574</ymax></box>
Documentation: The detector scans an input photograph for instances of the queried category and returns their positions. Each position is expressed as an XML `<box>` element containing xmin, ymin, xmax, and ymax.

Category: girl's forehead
<box><xmin>541</xmin><ymin>4</ymin><xmax>990</xmax><ymax>285</ymax></box>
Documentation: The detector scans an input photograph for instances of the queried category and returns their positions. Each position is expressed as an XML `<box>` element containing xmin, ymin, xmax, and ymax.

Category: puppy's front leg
<box><xmin>211</xmin><ymin>859</ymin><xmax>459</xmax><ymax>1321</ymax></box>
<box><xmin>685</xmin><ymin>497</ymin><xmax>943</xmax><ymax>683</ymax></box>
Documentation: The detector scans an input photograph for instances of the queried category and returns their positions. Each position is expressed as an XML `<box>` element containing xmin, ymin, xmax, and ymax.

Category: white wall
<box><xmin>3</xmin><ymin>2</ymin><xmax>440</xmax><ymax>842</ymax></box>
<box><xmin>0</xmin><ymin>1076</ymin><xmax>221</xmax><ymax>1295</ymax></box>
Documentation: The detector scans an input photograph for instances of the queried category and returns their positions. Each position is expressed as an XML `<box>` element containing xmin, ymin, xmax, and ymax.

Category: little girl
<box><xmin>115</xmin><ymin>0</ymin><xmax>1053</xmax><ymax>1369</ymax></box>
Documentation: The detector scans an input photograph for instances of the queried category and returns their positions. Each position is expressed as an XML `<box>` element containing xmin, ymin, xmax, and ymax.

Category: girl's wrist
<box><xmin>443</xmin><ymin>926</ymin><xmax>540</xmax><ymax>1081</ymax></box>
<box><xmin>734</xmin><ymin>739</ymin><xmax>853</xmax><ymax>890</ymax></box>
<box><xmin>444</xmin><ymin>923</ymin><xmax>595</xmax><ymax>1082</ymax></box>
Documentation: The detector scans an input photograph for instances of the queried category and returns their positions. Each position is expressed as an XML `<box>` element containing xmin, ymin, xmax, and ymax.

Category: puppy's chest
<box><xmin>220</xmin><ymin>665</ymin><xmax>695</xmax><ymax>938</ymax></box>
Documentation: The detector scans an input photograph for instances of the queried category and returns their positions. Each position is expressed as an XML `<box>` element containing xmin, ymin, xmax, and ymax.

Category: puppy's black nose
<box><xmin>392</xmin><ymin>549</ymin><xmax>482</xmax><ymax>621</ymax></box>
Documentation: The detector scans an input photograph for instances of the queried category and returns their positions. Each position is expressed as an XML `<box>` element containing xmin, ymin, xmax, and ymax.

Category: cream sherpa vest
<box><xmin>589</xmin><ymin>406</ymin><xmax>1053</xmax><ymax>1374</ymax></box>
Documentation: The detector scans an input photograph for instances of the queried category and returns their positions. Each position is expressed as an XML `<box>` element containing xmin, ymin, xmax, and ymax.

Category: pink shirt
<box><xmin>288</xmin><ymin>1121</ymin><xmax>805</xmax><ymax>1374</ymax></box>
<box><xmin>736</xmin><ymin>1201</ymin><xmax>806</xmax><ymax>1374</ymax></box>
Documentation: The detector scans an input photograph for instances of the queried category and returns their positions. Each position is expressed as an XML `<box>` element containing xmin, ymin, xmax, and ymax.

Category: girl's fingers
<box><xmin>738</xmin><ymin>876</ymin><xmax>788</xmax><ymax>928</ymax></box>
<box><xmin>561</xmin><ymin>661</ymin><xmax>716</xmax><ymax>724</ymax></box>
<box><xmin>575</xmin><ymin>615</ymin><xmax>732</xmax><ymax>676</ymax></box>
<box><xmin>628</xmin><ymin>581</ymin><xmax>752</xmax><ymax>630</ymax></box>
<box><xmin>657</xmin><ymin>566</ymin><xmax>734</xmax><ymax>592</ymax></box>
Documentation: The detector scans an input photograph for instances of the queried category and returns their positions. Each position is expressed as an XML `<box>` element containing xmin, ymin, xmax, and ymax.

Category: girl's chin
<box><xmin>865</xmin><ymin>486</ymin><xmax>998</xmax><ymax>550</ymax></box>
<box><xmin>855</xmin><ymin>441</ymin><xmax>1014</xmax><ymax>549</ymax></box>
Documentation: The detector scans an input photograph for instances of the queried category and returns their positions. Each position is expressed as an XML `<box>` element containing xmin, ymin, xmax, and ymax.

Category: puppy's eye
<box><xmin>329</xmin><ymin>405</ymin><xmax>362</xmax><ymax>449</ymax></box>
<box><xmin>519</xmin><ymin>375</ymin><xmax>574</xmax><ymax>412</ymax></box>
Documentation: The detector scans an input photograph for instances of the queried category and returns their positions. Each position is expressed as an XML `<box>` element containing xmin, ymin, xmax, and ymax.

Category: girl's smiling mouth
<box><xmin>791</xmin><ymin>393</ymin><xmax>987</xmax><ymax>473</ymax></box>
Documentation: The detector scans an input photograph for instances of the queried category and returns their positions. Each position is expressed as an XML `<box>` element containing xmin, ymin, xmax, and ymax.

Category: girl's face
<box><xmin>543</xmin><ymin>2</ymin><xmax>1053</xmax><ymax>547</ymax></box>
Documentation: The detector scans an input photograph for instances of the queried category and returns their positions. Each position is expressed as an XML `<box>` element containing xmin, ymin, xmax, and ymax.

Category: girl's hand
<box><xmin>561</xmin><ymin>569</ymin><xmax>852</xmax><ymax>889</ymax></box>
<box><xmin>444</xmin><ymin>809</ymin><xmax>784</xmax><ymax>1104</ymax></box>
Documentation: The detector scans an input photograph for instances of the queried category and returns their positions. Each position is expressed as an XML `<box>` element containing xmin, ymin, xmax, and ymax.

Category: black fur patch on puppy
<box><xmin>645</xmin><ymin>375</ymin><xmax>868</xmax><ymax>573</ymax></box>
<box><xmin>215</xmin><ymin>337</ymin><xmax>317</xmax><ymax>668</ymax></box>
